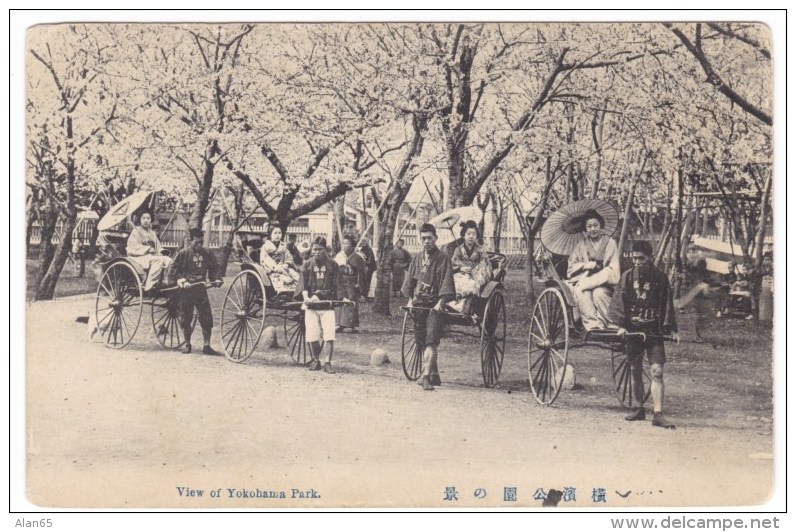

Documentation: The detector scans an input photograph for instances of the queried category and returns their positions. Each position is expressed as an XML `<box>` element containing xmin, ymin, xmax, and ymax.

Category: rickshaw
<box><xmin>92</xmin><ymin>191</ymin><xmax>208</xmax><ymax>350</ymax></box>
<box><xmin>399</xmin><ymin>207</ymin><xmax>509</xmax><ymax>388</ymax></box>
<box><xmin>526</xmin><ymin>199</ymin><xmax>677</xmax><ymax>407</ymax></box>
<box><xmin>218</xmin><ymin>230</ymin><xmax>350</xmax><ymax>364</ymax></box>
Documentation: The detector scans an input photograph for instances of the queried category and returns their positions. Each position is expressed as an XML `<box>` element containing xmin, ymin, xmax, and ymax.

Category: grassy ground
<box><xmin>26</xmin><ymin>258</ymin><xmax>99</xmax><ymax>300</ymax></box>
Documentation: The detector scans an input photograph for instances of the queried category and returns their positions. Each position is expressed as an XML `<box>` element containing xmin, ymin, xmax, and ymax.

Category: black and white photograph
<box><xmin>11</xmin><ymin>10</ymin><xmax>785</xmax><ymax>514</ymax></box>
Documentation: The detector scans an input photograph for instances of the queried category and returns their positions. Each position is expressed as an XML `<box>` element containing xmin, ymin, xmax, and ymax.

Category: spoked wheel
<box><xmin>527</xmin><ymin>287</ymin><xmax>570</xmax><ymax>405</ymax></box>
<box><xmin>220</xmin><ymin>270</ymin><xmax>266</xmax><ymax>363</ymax></box>
<box><xmin>95</xmin><ymin>261</ymin><xmax>143</xmax><ymax>349</ymax></box>
<box><xmin>150</xmin><ymin>294</ymin><xmax>196</xmax><ymax>349</ymax></box>
<box><xmin>611</xmin><ymin>346</ymin><xmax>652</xmax><ymax>408</ymax></box>
<box><xmin>401</xmin><ymin>309</ymin><xmax>424</xmax><ymax>381</ymax></box>
<box><xmin>286</xmin><ymin>310</ymin><xmax>318</xmax><ymax>365</ymax></box>
<box><xmin>480</xmin><ymin>290</ymin><xmax>506</xmax><ymax>387</ymax></box>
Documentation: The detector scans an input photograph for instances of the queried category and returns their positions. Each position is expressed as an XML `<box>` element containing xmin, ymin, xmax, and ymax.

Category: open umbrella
<box><xmin>427</xmin><ymin>206</ymin><xmax>483</xmax><ymax>246</ymax></box>
<box><xmin>97</xmin><ymin>191</ymin><xmax>154</xmax><ymax>231</ymax></box>
<box><xmin>540</xmin><ymin>199</ymin><xmax>619</xmax><ymax>255</ymax></box>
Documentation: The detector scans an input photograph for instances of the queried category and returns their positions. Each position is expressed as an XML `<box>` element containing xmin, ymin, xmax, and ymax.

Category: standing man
<box><xmin>286</xmin><ymin>232</ymin><xmax>303</xmax><ymax>267</ymax></box>
<box><xmin>402</xmin><ymin>223</ymin><xmax>456</xmax><ymax>391</ymax></box>
<box><xmin>336</xmin><ymin>235</ymin><xmax>366</xmax><ymax>332</ymax></box>
<box><xmin>168</xmin><ymin>228</ymin><xmax>224</xmax><ymax>355</ymax></box>
<box><xmin>608</xmin><ymin>241</ymin><xmax>679</xmax><ymax>428</ymax></box>
<box><xmin>390</xmin><ymin>238</ymin><xmax>412</xmax><ymax>298</ymax></box>
<box><xmin>358</xmin><ymin>238</ymin><xmax>377</xmax><ymax>302</ymax></box>
<box><xmin>297</xmin><ymin>236</ymin><xmax>345</xmax><ymax>373</ymax></box>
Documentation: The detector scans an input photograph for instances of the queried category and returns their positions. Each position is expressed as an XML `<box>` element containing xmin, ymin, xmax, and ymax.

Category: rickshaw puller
<box><xmin>296</xmin><ymin>237</ymin><xmax>346</xmax><ymax>373</ymax></box>
<box><xmin>607</xmin><ymin>241</ymin><xmax>680</xmax><ymax>429</ymax></box>
<box><xmin>402</xmin><ymin>223</ymin><xmax>456</xmax><ymax>391</ymax></box>
<box><xmin>168</xmin><ymin>228</ymin><xmax>223</xmax><ymax>355</ymax></box>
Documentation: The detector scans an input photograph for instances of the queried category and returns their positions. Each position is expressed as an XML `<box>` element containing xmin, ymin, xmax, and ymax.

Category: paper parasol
<box><xmin>426</xmin><ymin>206</ymin><xmax>483</xmax><ymax>246</ymax></box>
<box><xmin>97</xmin><ymin>191</ymin><xmax>154</xmax><ymax>231</ymax></box>
<box><xmin>540</xmin><ymin>199</ymin><xmax>619</xmax><ymax>255</ymax></box>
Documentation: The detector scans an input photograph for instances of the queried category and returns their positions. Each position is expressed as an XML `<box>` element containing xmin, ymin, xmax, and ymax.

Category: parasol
<box><xmin>97</xmin><ymin>191</ymin><xmax>154</xmax><ymax>231</ymax></box>
<box><xmin>540</xmin><ymin>199</ymin><xmax>619</xmax><ymax>255</ymax></box>
<box><xmin>426</xmin><ymin>206</ymin><xmax>483</xmax><ymax>246</ymax></box>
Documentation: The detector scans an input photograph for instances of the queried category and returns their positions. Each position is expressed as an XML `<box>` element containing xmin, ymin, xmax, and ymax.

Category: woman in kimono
<box><xmin>126</xmin><ymin>210</ymin><xmax>172</xmax><ymax>291</ymax></box>
<box><xmin>260</xmin><ymin>226</ymin><xmax>299</xmax><ymax>293</ymax></box>
<box><xmin>449</xmin><ymin>220</ymin><xmax>492</xmax><ymax>316</ymax></box>
<box><xmin>335</xmin><ymin>235</ymin><xmax>366</xmax><ymax>332</ymax></box>
<box><xmin>566</xmin><ymin>209</ymin><xmax>620</xmax><ymax>330</ymax></box>
<box><xmin>390</xmin><ymin>238</ymin><xmax>412</xmax><ymax>297</ymax></box>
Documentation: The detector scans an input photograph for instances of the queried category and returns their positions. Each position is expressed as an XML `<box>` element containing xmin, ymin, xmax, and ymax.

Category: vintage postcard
<box><xmin>17</xmin><ymin>15</ymin><xmax>781</xmax><ymax>511</ymax></box>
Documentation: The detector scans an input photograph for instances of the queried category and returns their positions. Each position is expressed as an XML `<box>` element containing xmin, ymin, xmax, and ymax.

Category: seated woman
<box><xmin>727</xmin><ymin>261</ymin><xmax>756</xmax><ymax>319</ymax></box>
<box><xmin>260</xmin><ymin>226</ymin><xmax>300</xmax><ymax>293</ymax></box>
<box><xmin>566</xmin><ymin>209</ymin><xmax>620</xmax><ymax>330</ymax></box>
<box><xmin>126</xmin><ymin>210</ymin><xmax>172</xmax><ymax>291</ymax></box>
<box><xmin>448</xmin><ymin>220</ymin><xmax>492</xmax><ymax>316</ymax></box>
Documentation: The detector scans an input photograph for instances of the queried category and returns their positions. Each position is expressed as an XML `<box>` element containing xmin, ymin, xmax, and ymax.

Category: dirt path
<box><xmin>25</xmin><ymin>295</ymin><xmax>773</xmax><ymax>508</ymax></box>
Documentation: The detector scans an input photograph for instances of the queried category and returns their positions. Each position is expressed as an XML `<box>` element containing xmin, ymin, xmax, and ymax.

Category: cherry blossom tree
<box><xmin>27</xmin><ymin>24</ymin><xmax>124</xmax><ymax>299</ymax></box>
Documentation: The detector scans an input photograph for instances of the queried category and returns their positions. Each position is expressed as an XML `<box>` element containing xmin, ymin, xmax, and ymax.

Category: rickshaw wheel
<box><xmin>220</xmin><ymin>270</ymin><xmax>266</xmax><ymax>363</ymax></box>
<box><xmin>610</xmin><ymin>346</ymin><xmax>652</xmax><ymax>408</ymax></box>
<box><xmin>527</xmin><ymin>287</ymin><xmax>570</xmax><ymax>405</ymax></box>
<box><xmin>150</xmin><ymin>294</ymin><xmax>196</xmax><ymax>349</ymax></box>
<box><xmin>285</xmin><ymin>311</ymin><xmax>320</xmax><ymax>365</ymax></box>
<box><xmin>401</xmin><ymin>309</ymin><xmax>423</xmax><ymax>381</ymax></box>
<box><xmin>480</xmin><ymin>290</ymin><xmax>506</xmax><ymax>388</ymax></box>
<box><xmin>95</xmin><ymin>261</ymin><xmax>143</xmax><ymax>349</ymax></box>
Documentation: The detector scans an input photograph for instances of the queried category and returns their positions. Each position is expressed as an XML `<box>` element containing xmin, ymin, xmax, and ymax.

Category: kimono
<box><xmin>448</xmin><ymin>242</ymin><xmax>492</xmax><ymax>314</ymax></box>
<box><xmin>358</xmin><ymin>243</ymin><xmax>377</xmax><ymax>298</ymax></box>
<box><xmin>260</xmin><ymin>239</ymin><xmax>299</xmax><ymax>293</ymax></box>
<box><xmin>607</xmin><ymin>263</ymin><xmax>677</xmax><ymax>337</ymax></box>
<box><xmin>126</xmin><ymin>226</ymin><xmax>172</xmax><ymax>291</ymax></box>
<box><xmin>566</xmin><ymin>235</ymin><xmax>620</xmax><ymax>330</ymax></box>
<box><xmin>390</xmin><ymin>247</ymin><xmax>412</xmax><ymax>292</ymax></box>
<box><xmin>167</xmin><ymin>246</ymin><xmax>221</xmax><ymax>335</ymax></box>
<box><xmin>295</xmin><ymin>255</ymin><xmax>343</xmax><ymax>343</ymax></box>
<box><xmin>607</xmin><ymin>263</ymin><xmax>677</xmax><ymax>372</ymax></box>
<box><xmin>335</xmin><ymin>250</ymin><xmax>366</xmax><ymax>328</ymax></box>
<box><xmin>401</xmin><ymin>246</ymin><xmax>456</xmax><ymax>348</ymax></box>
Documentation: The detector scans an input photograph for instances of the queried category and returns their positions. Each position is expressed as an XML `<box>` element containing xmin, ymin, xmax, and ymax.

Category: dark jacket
<box><xmin>607</xmin><ymin>264</ymin><xmax>677</xmax><ymax>335</ymax></box>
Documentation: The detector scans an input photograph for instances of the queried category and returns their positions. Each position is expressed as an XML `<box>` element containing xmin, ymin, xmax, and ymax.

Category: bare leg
<box><xmin>322</xmin><ymin>341</ymin><xmax>336</xmax><ymax>373</ymax></box>
<box><xmin>420</xmin><ymin>345</ymin><xmax>438</xmax><ymax>390</ymax></box>
<box><xmin>308</xmin><ymin>341</ymin><xmax>322</xmax><ymax>370</ymax></box>
<box><xmin>632</xmin><ymin>360</ymin><xmax>646</xmax><ymax>406</ymax></box>
<box><xmin>650</xmin><ymin>363</ymin><xmax>664</xmax><ymax>414</ymax></box>
<box><xmin>650</xmin><ymin>363</ymin><xmax>675</xmax><ymax>428</ymax></box>
<box><xmin>202</xmin><ymin>326</ymin><xmax>211</xmax><ymax>347</ymax></box>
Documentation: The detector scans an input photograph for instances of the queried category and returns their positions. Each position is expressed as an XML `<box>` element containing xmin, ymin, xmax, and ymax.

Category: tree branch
<box><xmin>665</xmin><ymin>23</ymin><xmax>772</xmax><ymax>126</ymax></box>
<box><xmin>706</xmin><ymin>22</ymin><xmax>770</xmax><ymax>59</ymax></box>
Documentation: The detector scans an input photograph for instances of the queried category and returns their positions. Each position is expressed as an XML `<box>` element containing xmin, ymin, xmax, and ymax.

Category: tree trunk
<box><xmin>673</xmin><ymin>160</ymin><xmax>685</xmax><ymax>297</ymax></box>
<box><xmin>36</xmin><ymin>206</ymin><xmax>58</xmax><ymax>287</ymax></box>
<box><xmin>35</xmin><ymin>214</ymin><xmax>77</xmax><ymax>300</ymax></box>
<box><xmin>372</xmin><ymin>113</ymin><xmax>429</xmax><ymax>314</ymax></box>
<box><xmin>617</xmin><ymin>179</ymin><xmax>639</xmax><ymax>258</ymax></box>
<box><xmin>445</xmin><ymin>134</ymin><xmax>466</xmax><ymax>209</ymax></box>
<box><xmin>491</xmin><ymin>193</ymin><xmax>504</xmax><ymax>253</ymax></box>
<box><xmin>475</xmin><ymin>193</ymin><xmax>490</xmax><ymax>245</ymax></box>
<box><xmin>753</xmin><ymin>170</ymin><xmax>772</xmax><ymax>269</ymax></box>
<box><xmin>219</xmin><ymin>185</ymin><xmax>244</xmax><ymax>277</ymax></box>
<box><xmin>332</xmin><ymin>196</ymin><xmax>347</xmax><ymax>253</ymax></box>
<box><xmin>654</xmin><ymin>209</ymin><xmax>673</xmax><ymax>267</ymax></box>
<box><xmin>189</xmin><ymin>141</ymin><xmax>217</xmax><ymax>229</ymax></box>
<box><xmin>372</xmin><ymin>198</ymin><xmax>405</xmax><ymax>315</ymax></box>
